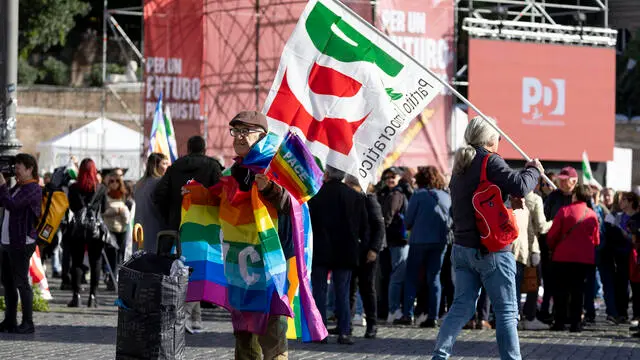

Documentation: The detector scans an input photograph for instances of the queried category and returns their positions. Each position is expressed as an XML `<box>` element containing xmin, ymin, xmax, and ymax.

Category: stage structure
<box><xmin>460</xmin><ymin>0</ymin><xmax>617</xmax><ymax>163</ymax></box>
<box><xmin>143</xmin><ymin>0</ymin><xmax>456</xmax><ymax>173</ymax></box>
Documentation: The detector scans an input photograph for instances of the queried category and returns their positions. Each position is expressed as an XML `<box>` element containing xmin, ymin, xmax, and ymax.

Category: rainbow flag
<box><xmin>242</xmin><ymin>131</ymin><xmax>323</xmax><ymax>204</ymax></box>
<box><xmin>180</xmin><ymin>178</ymin><xmax>326</xmax><ymax>340</ymax></box>
<box><xmin>268</xmin><ymin>132</ymin><xmax>323</xmax><ymax>204</ymax></box>
<box><xmin>148</xmin><ymin>93</ymin><xmax>178</xmax><ymax>163</ymax></box>
<box><xmin>284</xmin><ymin>200</ymin><xmax>323</xmax><ymax>340</ymax></box>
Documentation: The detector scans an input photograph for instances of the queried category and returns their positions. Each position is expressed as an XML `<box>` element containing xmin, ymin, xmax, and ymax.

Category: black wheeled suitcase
<box><xmin>115</xmin><ymin>231</ymin><xmax>189</xmax><ymax>360</ymax></box>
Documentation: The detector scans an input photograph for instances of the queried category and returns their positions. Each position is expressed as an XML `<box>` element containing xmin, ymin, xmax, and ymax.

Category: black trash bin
<box><xmin>115</xmin><ymin>231</ymin><xmax>189</xmax><ymax>360</ymax></box>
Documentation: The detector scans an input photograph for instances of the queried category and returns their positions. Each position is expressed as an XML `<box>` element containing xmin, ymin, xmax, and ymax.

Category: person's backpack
<box><xmin>69</xmin><ymin>186</ymin><xmax>107</xmax><ymax>243</ymax></box>
<box><xmin>472</xmin><ymin>154</ymin><xmax>519</xmax><ymax>252</ymax></box>
<box><xmin>37</xmin><ymin>187</ymin><xmax>69</xmax><ymax>247</ymax></box>
<box><xmin>386</xmin><ymin>189</ymin><xmax>408</xmax><ymax>245</ymax></box>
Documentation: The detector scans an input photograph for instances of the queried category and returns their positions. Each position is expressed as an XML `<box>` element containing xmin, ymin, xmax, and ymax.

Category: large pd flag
<box><xmin>263</xmin><ymin>0</ymin><xmax>443</xmax><ymax>186</ymax></box>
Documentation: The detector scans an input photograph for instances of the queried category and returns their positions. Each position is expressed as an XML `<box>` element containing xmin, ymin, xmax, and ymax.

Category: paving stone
<box><xmin>1</xmin><ymin>277</ymin><xmax>639</xmax><ymax>359</ymax></box>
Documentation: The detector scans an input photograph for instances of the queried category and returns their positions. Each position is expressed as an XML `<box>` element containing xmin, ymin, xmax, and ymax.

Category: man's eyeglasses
<box><xmin>230</xmin><ymin>128</ymin><xmax>264</xmax><ymax>138</ymax></box>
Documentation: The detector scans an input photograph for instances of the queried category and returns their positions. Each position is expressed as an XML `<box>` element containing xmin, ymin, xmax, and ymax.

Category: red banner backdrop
<box><xmin>469</xmin><ymin>39</ymin><xmax>616</xmax><ymax>162</ymax></box>
<box><xmin>144</xmin><ymin>0</ymin><xmax>453</xmax><ymax>170</ymax></box>
<box><xmin>200</xmin><ymin>1</ymin><xmax>307</xmax><ymax>163</ymax></box>
<box><xmin>375</xmin><ymin>0</ymin><xmax>455</xmax><ymax>173</ymax></box>
<box><xmin>144</xmin><ymin>0</ymin><xmax>204</xmax><ymax>156</ymax></box>
<box><xmin>200</xmin><ymin>0</ymin><xmax>373</xmax><ymax>164</ymax></box>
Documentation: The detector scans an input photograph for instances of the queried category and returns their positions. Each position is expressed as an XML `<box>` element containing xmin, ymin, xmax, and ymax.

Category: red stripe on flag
<box><xmin>308</xmin><ymin>63</ymin><xmax>362</xmax><ymax>97</ymax></box>
<box><xmin>267</xmin><ymin>70</ymin><xmax>367</xmax><ymax>155</ymax></box>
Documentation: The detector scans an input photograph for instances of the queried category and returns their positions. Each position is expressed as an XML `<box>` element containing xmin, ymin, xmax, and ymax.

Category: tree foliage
<box><xmin>19</xmin><ymin>0</ymin><xmax>91</xmax><ymax>59</ymax></box>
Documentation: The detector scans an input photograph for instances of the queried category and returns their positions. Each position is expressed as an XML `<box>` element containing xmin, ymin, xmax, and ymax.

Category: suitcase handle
<box><xmin>156</xmin><ymin>230</ymin><xmax>181</xmax><ymax>258</ymax></box>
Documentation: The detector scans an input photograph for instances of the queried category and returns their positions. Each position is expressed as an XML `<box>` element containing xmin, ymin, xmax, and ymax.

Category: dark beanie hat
<box><xmin>229</xmin><ymin>111</ymin><xmax>268</xmax><ymax>132</ymax></box>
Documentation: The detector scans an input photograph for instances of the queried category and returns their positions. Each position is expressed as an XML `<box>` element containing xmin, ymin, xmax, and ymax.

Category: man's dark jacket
<box><xmin>154</xmin><ymin>154</ymin><xmax>223</xmax><ymax>232</ymax></box>
<box><xmin>308</xmin><ymin>180</ymin><xmax>369</xmax><ymax>269</ymax></box>
<box><xmin>364</xmin><ymin>193</ymin><xmax>386</xmax><ymax>255</ymax></box>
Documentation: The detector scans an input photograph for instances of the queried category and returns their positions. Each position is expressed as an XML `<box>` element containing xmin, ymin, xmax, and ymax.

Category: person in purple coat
<box><xmin>0</xmin><ymin>154</ymin><xmax>43</xmax><ymax>334</ymax></box>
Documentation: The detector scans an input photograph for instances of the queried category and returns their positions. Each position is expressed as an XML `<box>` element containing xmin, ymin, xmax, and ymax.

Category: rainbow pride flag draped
<box><xmin>148</xmin><ymin>93</ymin><xmax>178</xmax><ymax>163</ymax></box>
<box><xmin>180</xmin><ymin>132</ymin><xmax>326</xmax><ymax>341</ymax></box>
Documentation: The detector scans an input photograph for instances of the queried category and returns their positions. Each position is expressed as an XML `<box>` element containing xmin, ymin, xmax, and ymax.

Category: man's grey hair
<box><xmin>344</xmin><ymin>174</ymin><xmax>360</xmax><ymax>188</ymax></box>
<box><xmin>324</xmin><ymin>166</ymin><xmax>345</xmax><ymax>181</ymax></box>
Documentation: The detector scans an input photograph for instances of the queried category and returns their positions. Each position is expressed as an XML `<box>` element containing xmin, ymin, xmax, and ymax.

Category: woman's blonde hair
<box><xmin>452</xmin><ymin>116</ymin><xmax>499</xmax><ymax>175</ymax></box>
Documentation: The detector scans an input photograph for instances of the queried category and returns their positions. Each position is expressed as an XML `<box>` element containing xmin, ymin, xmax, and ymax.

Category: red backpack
<box><xmin>472</xmin><ymin>154</ymin><xmax>519</xmax><ymax>252</ymax></box>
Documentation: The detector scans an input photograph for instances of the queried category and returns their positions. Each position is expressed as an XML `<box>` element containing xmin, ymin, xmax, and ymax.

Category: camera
<box><xmin>0</xmin><ymin>155</ymin><xmax>16</xmax><ymax>177</ymax></box>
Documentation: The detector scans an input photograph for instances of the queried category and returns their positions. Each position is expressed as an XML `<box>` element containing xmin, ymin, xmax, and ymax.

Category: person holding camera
<box><xmin>0</xmin><ymin>154</ymin><xmax>43</xmax><ymax>334</ymax></box>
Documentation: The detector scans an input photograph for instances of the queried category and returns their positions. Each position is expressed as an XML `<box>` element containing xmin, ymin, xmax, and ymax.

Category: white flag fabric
<box><xmin>582</xmin><ymin>151</ymin><xmax>602</xmax><ymax>190</ymax></box>
<box><xmin>262</xmin><ymin>0</ymin><xmax>443</xmax><ymax>186</ymax></box>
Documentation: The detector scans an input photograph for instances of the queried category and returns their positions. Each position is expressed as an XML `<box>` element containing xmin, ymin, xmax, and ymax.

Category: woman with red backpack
<box><xmin>432</xmin><ymin>117</ymin><xmax>543</xmax><ymax>360</ymax></box>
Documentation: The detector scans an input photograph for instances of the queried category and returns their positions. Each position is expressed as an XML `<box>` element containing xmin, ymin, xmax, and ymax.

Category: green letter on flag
<box><xmin>305</xmin><ymin>2</ymin><xmax>403</xmax><ymax>77</ymax></box>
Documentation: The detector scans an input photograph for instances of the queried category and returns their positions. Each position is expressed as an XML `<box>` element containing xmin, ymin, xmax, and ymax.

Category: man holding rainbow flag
<box><xmin>180</xmin><ymin>111</ymin><xmax>326</xmax><ymax>359</ymax></box>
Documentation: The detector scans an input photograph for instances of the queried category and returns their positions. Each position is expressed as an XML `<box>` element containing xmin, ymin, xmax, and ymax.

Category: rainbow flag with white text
<box><xmin>268</xmin><ymin>132</ymin><xmax>323</xmax><ymax>204</ymax></box>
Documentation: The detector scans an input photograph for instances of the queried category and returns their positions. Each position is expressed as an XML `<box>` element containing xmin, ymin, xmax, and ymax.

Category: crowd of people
<box><xmin>0</xmin><ymin>114</ymin><xmax>639</xmax><ymax>360</ymax></box>
<box><xmin>305</xmin><ymin>118</ymin><xmax>640</xmax><ymax>359</ymax></box>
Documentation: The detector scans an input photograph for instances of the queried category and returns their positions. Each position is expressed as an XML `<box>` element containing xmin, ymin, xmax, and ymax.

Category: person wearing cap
<box><xmin>538</xmin><ymin>166</ymin><xmax>578</xmax><ymax>322</ymax></box>
<box><xmin>377</xmin><ymin>167</ymin><xmax>409</xmax><ymax>324</ymax></box>
<box><xmin>154</xmin><ymin>135</ymin><xmax>223</xmax><ymax>333</ymax></box>
<box><xmin>226</xmin><ymin>111</ymin><xmax>294</xmax><ymax>359</ymax></box>
<box><xmin>544</xmin><ymin>166</ymin><xmax>578</xmax><ymax>220</ymax></box>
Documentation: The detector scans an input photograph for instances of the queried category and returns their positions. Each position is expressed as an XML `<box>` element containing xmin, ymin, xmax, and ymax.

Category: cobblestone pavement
<box><xmin>1</xmin><ymin>278</ymin><xmax>639</xmax><ymax>359</ymax></box>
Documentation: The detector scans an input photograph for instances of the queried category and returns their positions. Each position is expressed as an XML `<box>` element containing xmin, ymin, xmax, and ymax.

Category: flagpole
<box><xmin>330</xmin><ymin>0</ymin><xmax>557</xmax><ymax>190</ymax></box>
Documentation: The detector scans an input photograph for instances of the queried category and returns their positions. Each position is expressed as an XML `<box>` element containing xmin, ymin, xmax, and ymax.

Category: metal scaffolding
<box><xmin>458</xmin><ymin>0</ymin><xmax>615</xmax><ymax>45</ymax></box>
<box><xmin>99</xmin><ymin>2</ymin><xmax>145</xmax><ymax>171</ymax></box>
<box><xmin>453</xmin><ymin>1</ymin><xmax>616</xmax><ymax>87</ymax></box>
<box><xmin>458</xmin><ymin>0</ymin><xmax>610</xmax><ymax>26</ymax></box>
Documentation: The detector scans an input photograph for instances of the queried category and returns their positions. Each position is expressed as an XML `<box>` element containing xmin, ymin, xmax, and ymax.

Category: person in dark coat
<box><xmin>154</xmin><ymin>135</ymin><xmax>222</xmax><ymax>333</ymax></box>
<box><xmin>154</xmin><ymin>136</ymin><xmax>223</xmax><ymax>233</ymax></box>
<box><xmin>344</xmin><ymin>175</ymin><xmax>384</xmax><ymax>339</ymax></box>
<box><xmin>309</xmin><ymin>167</ymin><xmax>369</xmax><ymax>345</ymax></box>
<box><xmin>67</xmin><ymin>158</ymin><xmax>106</xmax><ymax>309</ymax></box>
<box><xmin>377</xmin><ymin>167</ymin><xmax>409</xmax><ymax>323</ymax></box>
<box><xmin>134</xmin><ymin>152</ymin><xmax>169</xmax><ymax>254</ymax></box>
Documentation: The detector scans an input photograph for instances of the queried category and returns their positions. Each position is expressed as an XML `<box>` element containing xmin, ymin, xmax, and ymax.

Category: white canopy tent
<box><xmin>37</xmin><ymin>117</ymin><xmax>143</xmax><ymax>180</ymax></box>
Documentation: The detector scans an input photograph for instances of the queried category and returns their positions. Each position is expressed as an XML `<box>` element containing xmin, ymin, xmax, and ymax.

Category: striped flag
<box><xmin>29</xmin><ymin>246</ymin><xmax>52</xmax><ymax>300</ymax></box>
<box><xmin>267</xmin><ymin>132</ymin><xmax>324</xmax><ymax>204</ymax></box>
<box><xmin>242</xmin><ymin>131</ymin><xmax>324</xmax><ymax>204</ymax></box>
<box><xmin>148</xmin><ymin>93</ymin><xmax>179</xmax><ymax>163</ymax></box>
<box><xmin>582</xmin><ymin>151</ymin><xmax>602</xmax><ymax>190</ymax></box>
